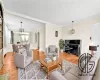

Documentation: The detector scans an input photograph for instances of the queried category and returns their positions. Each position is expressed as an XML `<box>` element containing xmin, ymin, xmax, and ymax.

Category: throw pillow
<box><xmin>23</xmin><ymin>44</ymin><xmax>30</xmax><ymax>50</ymax></box>
<box><xmin>19</xmin><ymin>48</ymin><xmax>25</xmax><ymax>53</ymax></box>
<box><xmin>22</xmin><ymin>49</ymin><xmax>27</xmax><ymax>57</ymax></box>
<box><xmin>19</xmin><ymin>48</ymin><xmax>27</xmax><ymax>56</ymax></box>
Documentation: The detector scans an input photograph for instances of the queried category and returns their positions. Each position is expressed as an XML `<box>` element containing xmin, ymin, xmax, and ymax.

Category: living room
<box><xmin>0</xmin><ymin>0</ymin><xmax>100</xmax><ymax>80</ymax></box>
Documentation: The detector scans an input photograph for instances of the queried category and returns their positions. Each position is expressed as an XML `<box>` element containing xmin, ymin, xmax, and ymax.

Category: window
<box><xmin>20</xmin><ymin>32</ymin><xmax>29</xmax><ymax>42</ymax></box>
<box><xmin>21</xmin><ymin>34</ymin><xmax>29</xmax><ymax>41</ymax></box>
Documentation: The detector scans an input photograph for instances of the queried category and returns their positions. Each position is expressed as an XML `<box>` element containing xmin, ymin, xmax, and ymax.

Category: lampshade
<box><xmin>70</xmin><ymin>21</ymin><xmax>75</xmax><ymax>34</ymax></box>
<box><xmin>89</xmin><ymin>46</ymin><xmax>97</xmax><ymax>51</ymax></box>
<box><xmin>71</xmin><ymin>29</ymin><xmax>75</xmax><ymax>34</ymax></box>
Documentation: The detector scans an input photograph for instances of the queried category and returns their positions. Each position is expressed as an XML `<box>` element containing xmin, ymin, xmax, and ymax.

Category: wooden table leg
<box><xmin>40</xmin><ymin>64</ymin><xmax>43</xmax><ymax>69</ymax></box>
<box><xmin>59</xmin><ymin>61</ymin><xmax>62</xmax><ymax>70</ymax></box>
<box><xmin>61</xmin><ymin>61</ymin><xmax>62</xmax><ymax>70</ymax></box>
<box><xmin>47</xmin><ymin>68</ymin><xmax>49</xmax><ymax>79</ymax></box>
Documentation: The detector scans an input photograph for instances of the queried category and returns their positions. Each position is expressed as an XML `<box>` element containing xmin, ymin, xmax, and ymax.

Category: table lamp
<box><xmin>89</xmin><ymin>46</ymin><xmax>97</xmax><ymax>55</ymax></box>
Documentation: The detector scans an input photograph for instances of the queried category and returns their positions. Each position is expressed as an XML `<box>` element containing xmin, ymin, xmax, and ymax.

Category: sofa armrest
<box><xmin>14</xmin><ymin>53</ymin><xmax>25</xmax><ymax>68</ymax></box>
<box><xmin>49</xmin><ymin>71</ymin><xmax>67</xmax><ymax>80</ymax></box>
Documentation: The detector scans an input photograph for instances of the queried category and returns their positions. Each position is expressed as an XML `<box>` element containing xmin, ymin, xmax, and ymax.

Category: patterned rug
<box><xmin>18</xmin><ymin>61</ymin><xmax>47</xmax><ymax>80</ymax></box>
<box><xmin>18</xmin><ymin>60</ymin><xmax>76</xmax><ymax>80</ymax></box>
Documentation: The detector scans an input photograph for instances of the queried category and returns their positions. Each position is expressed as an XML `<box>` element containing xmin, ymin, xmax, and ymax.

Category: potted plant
<box><xmin>59</xmin><ymin>39</ymin><xmax>64</xmax><ymax>53</ymax></box>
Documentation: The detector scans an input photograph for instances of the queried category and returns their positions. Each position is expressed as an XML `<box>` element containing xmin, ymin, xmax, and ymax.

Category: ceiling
<box><xmin>4</xmin><ymin>13</ymin><xmax>45</xmax><ymax>32</ymax></box>
<box><xmin>2</xmin><ymin>0</ymin><xmax>100</xmax><ymax>26</ymax></box>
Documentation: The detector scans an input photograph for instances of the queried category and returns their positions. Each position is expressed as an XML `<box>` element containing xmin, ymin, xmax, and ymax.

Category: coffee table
<box><xmin>39</xmin><ymin>57</ymin><xmax>62</xmax><ymax>78</ymax></box>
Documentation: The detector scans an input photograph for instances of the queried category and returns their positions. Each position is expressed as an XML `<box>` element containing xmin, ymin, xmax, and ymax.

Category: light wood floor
<box><xmin>0</xmin><ymin>52</ymin><xmax>18</xmax><ymax>80</ymax></box>
<box><xmin>0</xmin><ymin>51</ymin><xmax>78</xmax><ymax>80</ymax></box>
<box><xmin>62</xmin><ymin>52</ymin><xmax>79</xmax><ymax>64</ymax></box>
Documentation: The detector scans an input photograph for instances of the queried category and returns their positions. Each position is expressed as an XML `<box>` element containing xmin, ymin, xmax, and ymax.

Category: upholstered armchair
<box><xmin>14</xmin><ymin>48</ymin><xmax>32</xmax><ymax>68</ymax></box>
<box><xmin>12</xmin><ymin>44</ymin><xmax>19</xmax><ymax>53</ymax></box>
<box><xmin>46</xmin><ymin>45</ymin><xmax>58</xmax><ymax>58</ymax></box>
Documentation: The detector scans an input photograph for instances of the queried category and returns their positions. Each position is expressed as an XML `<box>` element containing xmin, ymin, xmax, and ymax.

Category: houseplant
<box><xmin>59</xmin><ymin>39</ymin><xmax>64</xmax><ymax>53</ymax></box>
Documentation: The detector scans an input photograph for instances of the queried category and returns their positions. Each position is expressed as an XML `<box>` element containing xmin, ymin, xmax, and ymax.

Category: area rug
<box><xmin>18</xmin><ymin>61</ymin><xmax>47</xmax><ymax>80</ymax></box>
<box><xmin>18</xmin><ymin>60</ymin><xmax>76</xmax><ymax>80</ymax></box>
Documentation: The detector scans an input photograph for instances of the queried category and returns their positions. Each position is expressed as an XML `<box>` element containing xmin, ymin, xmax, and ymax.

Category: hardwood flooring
<box><xmin>0</xmin><ymin>52</ymin><xmax>18</xmax><ymax>80</ymax></box>
<box><xmin>39</xmin><ymin>51</ymin><xmax>78</xmax><ymax>64</ymax></box>
<box><xmin>61</xmin><ymin>52</ymin><xmax>79</xmax><ymax>64</ymax></box>
<box><xmin>0</xmin><ymin>51</ymin><xmax>78</xmax><ymax>80</ymax></box>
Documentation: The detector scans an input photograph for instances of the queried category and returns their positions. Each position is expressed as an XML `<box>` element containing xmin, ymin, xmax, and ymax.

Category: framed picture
<box><xmin>55</xmin><ymin>31</ymin><xmax>58</xmax><ymax>37</ymax></box>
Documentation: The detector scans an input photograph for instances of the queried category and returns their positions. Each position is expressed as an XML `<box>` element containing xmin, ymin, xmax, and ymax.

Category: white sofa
<box><xmin>49</xmin><ymin>54</ymin><xmax>99</xmax><ymax>80</ymax></box>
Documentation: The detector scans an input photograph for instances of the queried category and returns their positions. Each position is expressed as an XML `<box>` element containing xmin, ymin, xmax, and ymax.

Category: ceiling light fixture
<box><xmin>19</xmin><ymin>21</ymin><xmax>24</xmax><ymax>32</ymax></box>
<box><xmin>70</xmin><ymin>21</ymin><xmax>75</xmax><ymax>34</ymax></box>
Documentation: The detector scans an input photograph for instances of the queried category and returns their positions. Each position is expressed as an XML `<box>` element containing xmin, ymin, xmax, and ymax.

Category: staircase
<box><xmin>0</xmin><ymin>49</ymin><xmax>3</xmax><ymax>70</ymax></box>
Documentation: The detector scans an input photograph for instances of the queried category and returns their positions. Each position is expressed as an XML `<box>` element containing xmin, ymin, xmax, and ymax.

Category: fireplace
<box><xmin>64</xmin><ymin>40</ymin><xmax>81</xmax><ymax>56</ymax></box>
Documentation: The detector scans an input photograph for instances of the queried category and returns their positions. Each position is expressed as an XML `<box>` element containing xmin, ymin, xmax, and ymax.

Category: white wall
<box><xmin>29</xmin><ymin>26</ymin><xmax>45</xmax><ymax>51</ymax></box>
<box><xmin>13</xmin><ymin>33</ymin><xmax>20</xmax><ymax>44</ymax></box>
<box><xmin>3</xmin><ymin>23</ymin><xmax>12</xmax><ymax>56</ymax></box>
<box><xmin>29</xmin><ymin>32</ymin><xmax>37</xmax><ymax>49</ymax></box>
<box><xmin>4</xmin><ymin>25</ymin><xmax>11</xmax><ymax>44</ymax></box>
<box><xmin>3</xmin><ymin>24</ymin><xmax>11</xmax><ymax>47</ymax></box>
<box><xmin>45</xmin><ymin>23</ymin><xmax>62</xmax><ymax>48</ymax></box>
<box><xmin>62</xmin><ymin>16</ymin><xmax>100</xmax><ymax>54</ymax></box>
<box><xmin>39</xmin><ymin>26</ymin><xmax>45</xmax><ymax>51</ymax></box>
<box><xmin>92</xmin><ymin>24</ymin><xmax>100</xmax><ymax>56</ymax></box>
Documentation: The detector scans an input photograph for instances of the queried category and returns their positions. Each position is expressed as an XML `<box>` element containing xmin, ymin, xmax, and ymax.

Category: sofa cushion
<box><xmin>67</xmin><ymin>65</ymin><xmax>81</xmax><ymax>78</ymax></box>
<box><xmin>50</xmin><ymin>47</ymin><xmax>56</xmax><ymax>52</ymax></box>
<box><xmin>26</xmin><ymin>50</ymin><xmax>32</xmax><ymax>57</ymax></box>
<box><xmin>25</xmin><ymin>56</ymin><xmax>32</xmax><ymax>66</ymax></box>
<box><xmin>62</xmin><ymin>60</ymin><xmax>77</xmax><ymax>74</ymax></box>
<box><xmin>64</xmin><ymin>72</ymin><xmax>80</xmax><ymax>80</ymax></box>
<box><xmin>93</xmin><ymin>58</ymin><xmax>100</xmax><ymax>80</ymax></box>
<box><xmin>49</xmin><ymin>71</ymin><xmax>67</xmax><ymax>80</ymax></box>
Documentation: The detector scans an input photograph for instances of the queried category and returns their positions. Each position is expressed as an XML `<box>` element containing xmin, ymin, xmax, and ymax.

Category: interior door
<box><xmin>92</xmin><ymin>24</ymin><xmax>100</xmax><ymax>56</ymax></box>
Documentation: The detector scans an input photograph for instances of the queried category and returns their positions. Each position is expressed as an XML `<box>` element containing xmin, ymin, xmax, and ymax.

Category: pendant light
<box><xmin>71</xmin><ymin>21</ymin><xmax>75</xmax><ymax>34</ymax></box>
<box><xmin>19</xmin><ymin>21</ymin><xmax>24</xmax><ymax>32</ymax></box>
